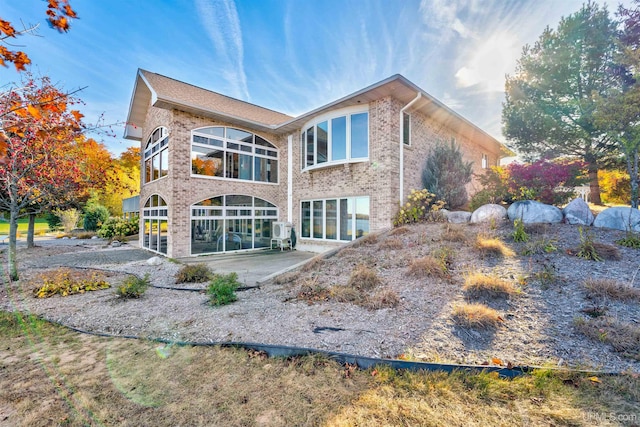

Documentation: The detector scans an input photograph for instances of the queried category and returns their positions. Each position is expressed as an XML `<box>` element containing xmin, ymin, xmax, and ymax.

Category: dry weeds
<box><xmin>452</xmin><ymin>303</ymin><xmax>503</xmax><ymax>329</ymax></box>
<box><xmin>407</xmin><ymin>256</ymin><xmax>448</xmax><ymax>279</ymax></box>
<box><xmin>574</xmin><ymin>316</ymin><xmax>640</xmax><ymax>359</ymax></box>
<box><xmin>463</xmin><ymin>273</ymin><xmax>518</xmax><ymax>298</ymax></box>
<box><xmin>583</xmin><ymin>278</ymin><xmax>640</xmax><ymax>302</ymax></box>
<box><xmin>347</xmin><ymin>264</ymin><xmax>381</xmax><ymax>291</ymax></box>
<box><xmin>474</xmin><ymin>234</ymin><xmax>515</xmax><ymax>258</ymax></box>
<box><xmin>379</xmin><ymin>237</ymin><xmax>404</xmax><ymax>250</ymax></box>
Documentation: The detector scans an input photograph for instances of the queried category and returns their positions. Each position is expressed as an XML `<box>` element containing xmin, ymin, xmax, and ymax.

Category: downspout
<box><xmin>399</xmin><ymin>92</ymin><xmax>422</xmax><ymax>204</ymax></box>
<box><xmin>287</xmin><ymin>135</ymin><xmax>293</xmax><ymax>222</ymax></box>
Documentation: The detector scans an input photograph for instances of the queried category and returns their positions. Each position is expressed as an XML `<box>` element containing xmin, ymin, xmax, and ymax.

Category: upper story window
<box><xmin>144</xmin><ymin>127</ymin><xmax>169</xmax><ymax>184</ymax></box>
<box><xmin>301</xmin><ymin>107</ymin><xmax>369</xmax><ymax>171</ymax></box>
<box><xmin>191</xmin><ymin>127</ymin><xmax>278</xmax><ymax>184</ymax></box>
<box><xmin>402</xmin><ymin>112</ymin><xmax>411</xmax><ymax>145</ymax></box>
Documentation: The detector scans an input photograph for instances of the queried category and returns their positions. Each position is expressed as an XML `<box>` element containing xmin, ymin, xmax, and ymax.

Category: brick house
<box><xmin>124</xmin><ymin>69</ymin><xmax>503</xmax><ymax>258</ymax></box>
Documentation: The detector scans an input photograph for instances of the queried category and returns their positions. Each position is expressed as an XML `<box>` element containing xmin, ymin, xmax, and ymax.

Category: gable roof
<box><xmin>124</xmin><ymin>70</ymin><xmax>503</xmax><ymax>154</ymax></box>
<box><xmin>124</xmin><ymin>69</ymin><xmax>293</xmax><ymax>140</ymax></box>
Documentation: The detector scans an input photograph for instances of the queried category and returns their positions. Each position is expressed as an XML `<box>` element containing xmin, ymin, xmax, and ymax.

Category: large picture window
<box><xmin>142</xmin><ymin>195</ymin><xmax>168</xmax><ymax>254</ymax></box>
<box><xmin>143</xmin><ymin>127</ymin><xmax>169</xmax><ymax>184</ymax></box>
<box><xmin>301</xmin><ymin>109</ymin><xmax>369</xmax><ymax>171</ymax></box>
<box><xmin>191</xmin><ymin>127</ymin><xmax>278</xmax><ymax>184</ymax></box>
<box><xmin>191</xmin><ymin>195</ymin><xmax>279</xmax><ymax>255</ymax></box>
<box><xmin>301</xmin><ymin>196</ymin><xmax>369</xmax><ymax>241</ymax></box>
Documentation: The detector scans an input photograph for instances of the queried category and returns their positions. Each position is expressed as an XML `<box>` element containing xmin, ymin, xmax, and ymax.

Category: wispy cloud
<box><xmin>194</xmin><ymin>0</ymin><xmax>249</xmax><ymax>100</ymax></box>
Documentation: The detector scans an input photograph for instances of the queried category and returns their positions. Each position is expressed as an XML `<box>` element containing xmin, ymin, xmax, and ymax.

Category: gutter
<box><xmin>399</xmin><ymin>92</ymin><xmax>422</xmax><ymax>204</ymax></box>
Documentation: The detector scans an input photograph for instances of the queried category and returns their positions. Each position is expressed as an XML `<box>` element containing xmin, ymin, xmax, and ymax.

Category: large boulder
<box><xmin>562</xmin><ymin>198</ymin><xmax>594</xmax><ymax>226</ymax></box>
<box><xmin>470</xmin><ymin>204</ymin><xmax>507</xmax><ymax>224</ymax></box>
<box><xmin>593</xmin><ymin>207</ymin><xmax>640</xmax><ymax>232</ymax></box>
<box><xmin>442</xmin><ymin>210</ymin><xmax>472</xmax><ymax>224</ymax></box>
<box><xmin>507</xmin><ymin>200</ymin><xmax>563</xmax><ymax>224</ymax></box>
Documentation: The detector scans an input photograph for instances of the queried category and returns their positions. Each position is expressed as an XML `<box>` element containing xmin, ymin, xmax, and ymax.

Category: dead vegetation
<box><xmin>583</xmin><ymin>278</ymin><xmax>640</xmax><ymax>302</ymax></box>
<box><xmin>463</xmin><ymin>272</ymin><xmax>518</xmax><ymax>298</ymax></box>
<box><xmin>452</xmin><ymin>303</ymin><xmax>503</xmax><ymax>329</ymax></box>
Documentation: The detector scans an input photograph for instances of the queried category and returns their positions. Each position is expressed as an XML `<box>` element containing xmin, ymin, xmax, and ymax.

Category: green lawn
<box><xmin>0</xmin><ymin>218</ymin><xmax>49</xmax><ymax>234</ymax></box>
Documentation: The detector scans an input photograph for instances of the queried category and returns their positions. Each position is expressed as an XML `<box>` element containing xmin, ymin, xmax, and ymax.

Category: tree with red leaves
<box><xmin>0</xmin><ymin>0</ymin><xmax>78</xmax><ymax>71</ymax></box>
<box><xmin>0</xmin><ymin>73</ymin><xmax>85</xmax><ymax>280</ymax></box>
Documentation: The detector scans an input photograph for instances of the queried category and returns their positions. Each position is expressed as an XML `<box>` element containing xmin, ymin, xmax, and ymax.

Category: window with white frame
<box><xmin>402</xmin><ymin>112</ymin><xmax>411</xmax><ymax>145</ymax></box>
<box><xmin>301</xmin><ymin>108</ymin><xmax>369</xmax><ymax>170</ymax></box>
<box><xmin>300</xmin><ymin>196</ymin><xmax>369</xmax><ymax>241</ymax></box>
<box><xmin>144</xmin><ymin>127</ymin><xmax>169</xmax><ymax>183</ymax></box>
<box><xmin>142</xmin><ymin>194</ymin><xmax>168</xmax><ymax>254</ymax></box>
<box><xmin>191</xmin><ymin>127</ymin><xmax>278</xmax><ymax>183</ymax></box>
<box><xmin>190</xmin><ymin>195</ymin><xmax>278</xmax><ymax>255</ymax></box>
<box><xmin>482</xmin><ymin>153</ymin><xmax>488</xmax><ymax>169</ymax></box>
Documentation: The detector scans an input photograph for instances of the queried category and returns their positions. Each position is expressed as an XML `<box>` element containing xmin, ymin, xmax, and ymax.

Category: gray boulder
<box><xmin>442</xmin><ymin>210</ymin><xmax>471</xmax><ymax>224</ymax></box>
<box><xmin>593</xmin><ymin>207</ymin><xmax>640</xmax><ymax>232</ymax></box>
<box><xmin>147</xmin><ymin>256</ymin><xmax>163</xmax><ymax>266</ymax></box>
<box><xmin>470</xmin><ymin>204</ymin><xmax>507</xmax><ymax>223</ymax></box>
<box><xmin>507</xmin><ymin>200</ymin><xmax>563</xmax><ymax>224</ymax></box>
<box><xmin>562</xmin><ymin>198</ymin><xmax>594</xmax><ymax>226</ymax></box>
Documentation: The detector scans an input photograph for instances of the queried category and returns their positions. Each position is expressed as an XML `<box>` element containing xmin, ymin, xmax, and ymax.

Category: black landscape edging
<box><xmin>44</xmin><ymin>319</ymin><xmax>620</xmax><ymax>379</ymax></box>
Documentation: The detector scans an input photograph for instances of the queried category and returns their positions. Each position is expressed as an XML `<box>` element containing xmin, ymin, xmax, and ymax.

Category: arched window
<box><xmin>191</xmin><ymin>195</ymin><xmax>278</xmax><ymax>254</ymax></box>
<box><xmin>191</xmin><ymin>127</ymin><xmax>278</xmax><ymax>183</ymax></box>
<box><xmin>144</xmin><ymin>127</ymin><xmax>169</xmax><ymax>183</ymax></box>
<box><xmin>142</xmin><ymin>195</ymin><xmax>168</xmax><ymax>254</ymax></box>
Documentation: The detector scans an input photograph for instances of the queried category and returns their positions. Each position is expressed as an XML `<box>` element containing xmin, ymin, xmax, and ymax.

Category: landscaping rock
<box><xmin>444</xmin><ymin>210</ymin><xmax>471</xmax><ymax>224</ymax></box>
<box><xmin>111</xmin><ymin>240</ymin><xmax>122</xmax><ymax>247</ymax></box>
<box><xmin>91</xmin><ymin>236</ymin><xmax>99</xmax><ymax>240</ymax></box>
<box><xmin>147</xmin><ymin>256</ymin><xmax>162</xmax><ymax>266</ymax></box>
<box><xmin>593</xmin><ymin>207</ymin><xmax>640</xmax><ymax>232</ymax></box>
<box><xmin>507</xmin><ymin>200</ymin><xmax>563</xmax><ymax>224</ymax></box>
<box><xmin>470</xmin><ymin>204</ymin><xmax>507</xmax><ymax>223</ymax></box>
<box><xmin>562</xmin><ymin>198</ymin><xmax>594</xmax><ymax>226</ymax></box>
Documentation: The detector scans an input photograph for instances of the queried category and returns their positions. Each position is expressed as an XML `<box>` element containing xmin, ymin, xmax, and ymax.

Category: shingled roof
<box><xmin>124</xmin><ymin>70</ymin><xmax>292</xmax><ymax>140</ymax></box>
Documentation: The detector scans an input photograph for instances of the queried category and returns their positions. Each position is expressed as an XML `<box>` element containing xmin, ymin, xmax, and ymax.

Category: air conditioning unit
<box><xmin>272</xmin><ymin>222</ymin><xmax>292</xmax><ymax>240</ymax></box>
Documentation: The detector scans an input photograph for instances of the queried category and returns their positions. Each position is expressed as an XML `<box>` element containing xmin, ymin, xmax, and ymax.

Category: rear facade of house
<box><xmin>125</xmin><ymin>70</ymin><xmax>502</xmax><ymax>258</ymax></box>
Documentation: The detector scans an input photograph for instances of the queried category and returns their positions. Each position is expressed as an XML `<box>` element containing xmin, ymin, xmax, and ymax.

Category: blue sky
<box><xmin>0</xmin><ymin>0</ymin><xmax>632</xmax><ymax>156</ymax></box>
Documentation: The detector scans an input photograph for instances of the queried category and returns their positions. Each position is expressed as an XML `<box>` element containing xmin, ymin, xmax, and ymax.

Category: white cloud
<box><xmin>194</xmin><ymin>0</ymin><xmax>249</xmax><ymax>100</ymax></box>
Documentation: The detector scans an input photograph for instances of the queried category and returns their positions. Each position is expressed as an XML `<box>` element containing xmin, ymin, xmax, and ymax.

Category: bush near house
<box><xmin>97</xmin><ymin>217</ymin><xmax>139</xmax><ymax>239</ymax></box>
<box><xmin>83</xmin><ymin>203</ymin><xmax>110</xmax><ymax>231</ymax></box>
<box><xmin>470</xmin><ymin>159</ymin><xmax>586</xmax><ymax>208</ymax></box>
<box><xmin>393</xmin><ymin>189</ymin><xmax>445</xmax><ymax>226</ymax></box>
<box><xmin>421</xmin><ymin>140</ymin><xmax>473</xmax><ymax>209</ymax></box>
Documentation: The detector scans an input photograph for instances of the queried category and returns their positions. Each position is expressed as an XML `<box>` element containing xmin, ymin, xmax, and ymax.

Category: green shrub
<box><xmin>117</xmin><ymin>274</ymin><xmax>150</xmax><ymax>298</ymax></box>
<box><xmin>98</xmin><ymin>217</ymin><xmax>139</xmax><ymax>239</ymax></box>
<box><xmin>175</xmin><ymin>264</ymin><xmax>214</xmax><ymax>283</ymax></box>
<box><xmin>421</xmin><ymin>140</ymin><xmax>473</xmax><ymax>209</ymax></box>
<box><xmin>615</xmin><ymin>231</ymin><xmax>640</xmax><ymax>249</ymax></box>
<box><xmin>393</xmin><ymin>189</ymin><xmax>445</xmax><ymax>226</ymax></box>
<box><xmin>521</xmin><ymin>237</ymin><xmax>558</xmax><ymax>255</ymax></box>
<box><xmin>576</xmin><ymin>227</ymin><xmax>603</xmax><ymax>261</ymax></box>
<box><xmin>83</xmin><ymin>204</ymin><xmax>110</xmax><ymax>231</ymax></box>
<box><xmin>34</xmin><ymin>268</ymin><xmax>110</xmax><ymax>298</ymax></box>
<box><xmin>511</xmin><ymin>219</ymin><xmax>529</xmax><ymax>242</ymax></box>
<box><xmin>207</xmin><ymin>273</ymin><xmax>241</xmax><ymax>306</ymax></box>
<box><xmin>44</xmin><ymin>211</ymin><xmax>62</xmax><ymax>231</ymax></box>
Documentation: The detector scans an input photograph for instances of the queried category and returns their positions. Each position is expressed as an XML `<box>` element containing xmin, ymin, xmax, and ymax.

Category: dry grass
<box><xmin>390</xmin><ymin>226</ymin><xmax>410</xmax><ymax>236</ymax></box>
<box><xmin>379</xmin><ymin>237</ymin><xmax>404</xmax><ymax>250</ymax></box>
<box><xmin>364</xmin><ymin>289</ymin><xmax>400</xmax><ymax>309</ymax></box>
<box><xmin>2</xmin><ymin>312</ymin><xmax>639</xmax><ymax>426</ymax></box>
<box><xmin>351</xmin><ymin>233</ymin><xmax>378</xmax><ymax>248</ymax></box>
<box><xmin>301</xmin><ymin>256</ymin><xmax>324</xmax><ymax>272</ymax></box>
<box><xmin>330</xmin><ymin>285</ymin><xmax>365</xmax><ymax>304</ymax></box>
<box><xmin>440</xmin><ymin>224</ymin><xmax>468</xmax><ymax>242</ymax></box>
<box><xmin>592</xmin><ymin>242</ymin><xmax>622</xmax><ymax>261</ymax></box>
<box><xmin>474</xmin><ymin>234</ymin><xmax>515</xmax><ymax>258</ymax></box>
<box><xmin>452</xmin><ymin>303</ymin><xmax>503</xmax><ymax>329</ymax></box>
<box><xmin>296</xmin><ymin>278</ymin><xmax>330</xmax><ymax>303</ymax></box>
<box><xmin>583</xmin><ymin>278</ymin><xmax>640</xmax><ymax>302</ymax></box>
<box><xmin>407</xmin><ymin>255</ymin><xmax>448</xmax><ymax>279</ymax></box>
<box><xmin>347</xmin><ymin>264</ymin><xmax>381</xmax><ymax>291</ymax></box>
<box><xmin>463</xmin><ymin>273</ymin><xmax>518</xmax><ymax>298</ymax></box>
<box><xmin>574</xmin><ymin>316</ymin><xmax>640</xmax><ymax>359</ymax></box>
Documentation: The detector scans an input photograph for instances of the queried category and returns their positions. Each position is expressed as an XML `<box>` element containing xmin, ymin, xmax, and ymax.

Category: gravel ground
<box><xmin>1</xmin><ymin>223</ymin><xmax>639</xmax><ymax>373</ymax></box>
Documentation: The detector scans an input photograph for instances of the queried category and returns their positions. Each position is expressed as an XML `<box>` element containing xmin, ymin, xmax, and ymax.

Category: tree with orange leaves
<box><xmin>0</xmin><ymin>0</ymin><xmax>78</xmax><ymax>71</ymax></box>
<box><xmin>0</xmin><ymin>72</ymin><xmax>85</xmax><ymax>280</ymax></box>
